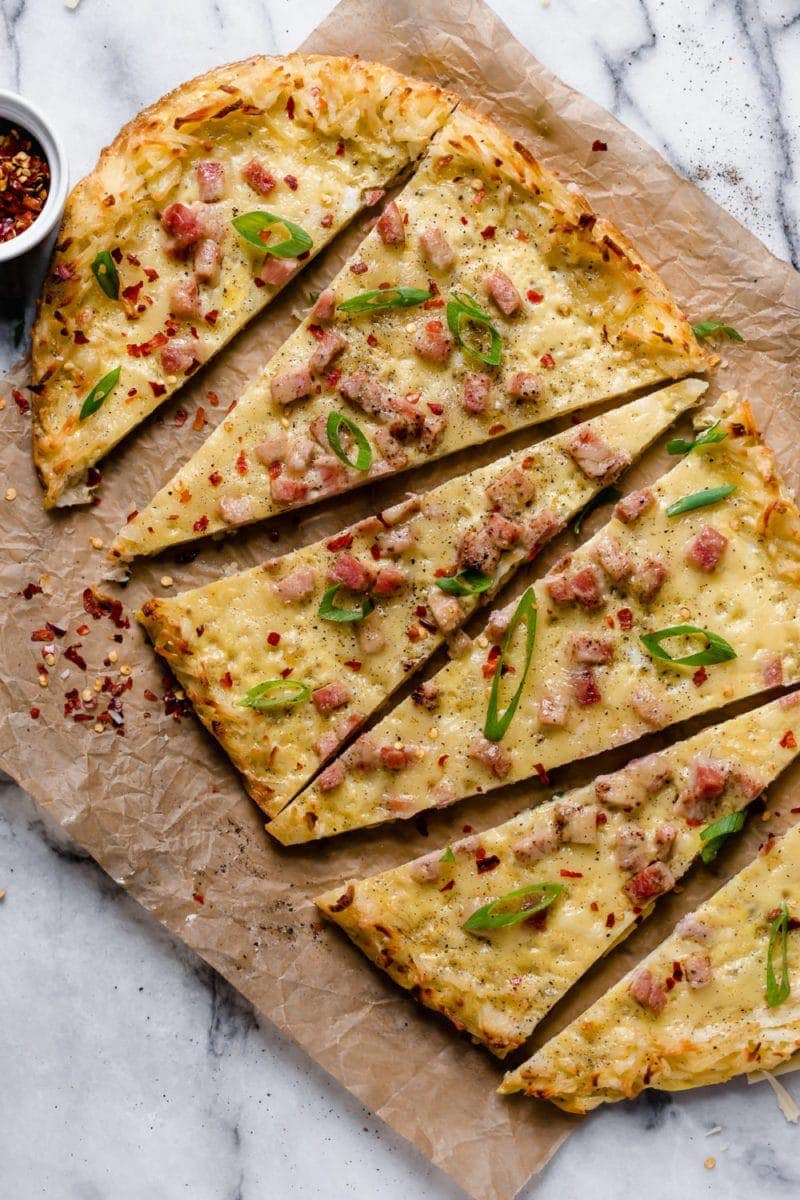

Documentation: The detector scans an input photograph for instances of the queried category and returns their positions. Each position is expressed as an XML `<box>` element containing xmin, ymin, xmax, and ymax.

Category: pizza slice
<box><xmin>501</xmin><ymin>816</ymin><xmax>800</xmax><ymax>1109</ymax></box>
<box><xmin>110</xmin><ymin>103</ymin><xmax>711</xmax><ymax>563</ymax></box>
<box><xmin>137</xmin><ymin>379</ymin><xmax>701</xmax><ymax>817</ymax></box>
<box><xmin>271</xmin><ymin>393</ymin><xmax>800</xmax><ymax>844</ymax></box>
<box><xmin>317</xmin><ymin>696</ymin><xmax>800</xmax><ymax>1057</ymax></box>
<box><xmin>32</xmin><ymin>55</ymin><xmax>457</xmax><ymax>507</ymax></box>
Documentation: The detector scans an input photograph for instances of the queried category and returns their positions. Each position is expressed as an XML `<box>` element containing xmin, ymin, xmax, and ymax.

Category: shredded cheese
<box><xmin>747</xmin><ymin>1070</ymin><xmax>800</xmax><ymax>1124</ymax></box>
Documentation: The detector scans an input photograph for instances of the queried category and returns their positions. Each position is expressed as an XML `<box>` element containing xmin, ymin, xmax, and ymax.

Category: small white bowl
<box><xmin>0</xmin><ymin>90</ymin><xmax>69</xmax><ymax>265</ymax></box>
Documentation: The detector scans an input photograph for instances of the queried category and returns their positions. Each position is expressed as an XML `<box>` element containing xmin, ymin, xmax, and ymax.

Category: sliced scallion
<box><xmin>666</xmin><ymin>419</ymin><xmax>727</xmax><ymax>456</ymax></box>
<box><xmin>435</xmin><ymin>568</ymin><xmax>493</xmax><ymax>597</ymax></box>
<box><xmin>463</xmin><ymin>883</ymin><xmax>563</xmax><ymax>931</ymax></box>
<box><xmin>446</xmin><ymin>291</ymin><xmax>502</xmax><ymax>366</ymax></box>
<box><xmin>766</xmin><ymin>902</ymin><xmax>792</xmax><ymax>1008</ymax></box>
<box><xmin>699</xmin><ymin>810</ymin><xmax>746</xmax><ymax>864</ymax></box>
<box><xmin>232</xmin><ymin>211</ymin><xmax>313</xmax><ymax>258</ymax></box>
<box><xmin>573</xmin><ymin>486</ymin><xmax>622</xmax><ymax>537</ymax></box>
<box><xmin>484</xmin><ymin>586</ymin><xmax>536</xmax><ymax>741</ymax></box>
<box><xmin>666</xmin><ymin>485</ymin><xmax>736</xmax><ymax>518</ymax></box>
<box><xmin>692</xmin><ymin>321</ymin><xmax>744</xmax><ymax>342</ymax></box>
<box><xmin>91</xmin><ymin>250</ymin><xmax>120</xmax><ymax>300</ymax></box>
<box><xmin>338</xmin><ymin>287</ymin><xmax>431</xmax><ymax>314</ymax></box>
<box><xmin>640</xmin><ymin>624</ymin><xmax>736</xmax><ymax>668</ymax></box>
<box><xmin>326</xmin><ymin>411</ymin><xmax>372</xmax><ymax>472</ymax></box>
<box><xmin>79</xmin><ymin>366</ymin><xmax>121</xmax><ymax>421</ymax></box>
<box><xmin>318</xmin><ymin>584</ymin><xmax>374</xmax><ymax>624</ymax></box>
<box><xmin>238</xmin><ymin>679</ymin><xmax>311</xmax><ymax>710</ymax></box>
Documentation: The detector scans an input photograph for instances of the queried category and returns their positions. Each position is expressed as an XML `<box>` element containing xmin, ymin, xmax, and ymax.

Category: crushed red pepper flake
<box><xmin>780</xmin><ymin>730</ymin><xmax>797</xmax><ymax>749</ymax></box>
<box><xmin>0</xmin><ymin>122</ymin><xmax>50</xmax><ymax>242</ymax></box>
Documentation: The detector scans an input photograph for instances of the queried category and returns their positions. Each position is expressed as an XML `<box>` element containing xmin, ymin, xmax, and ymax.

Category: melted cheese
<box><xmin>32</xmin><ymin>56</ymin><xmax>456</xmax><ymax>506</ymax></box>
<box><xmin>502</xmin><ymin>819</ymin><xmax>800</xmax><ymax>1109</ymax></box>
<box><xmin>272</xmin><ymin>394</ymin><xmax>800</xmax><ymax>844</ymax></box>
<box><xmin>136</xmin><ymin>381</ymin><xmax>701</xmax><ymax>816</ymax></box>
<box><xmin>317</xmin><ymin>697</ymin><xmax>800</xmax><ymax>1056</ymax></box>
<box><xmin>111</xmin><ymin>104</ymin><xmax>709</xmax><ymax>561</ymax></box>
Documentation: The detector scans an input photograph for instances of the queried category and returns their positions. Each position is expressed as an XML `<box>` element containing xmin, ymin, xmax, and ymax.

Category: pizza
<box><xmin>31</xmin><ymin>54</ymin><xmax>456</xmax><ymax>507</ymax></box>
<box><xmin>109</xmin><ymin>102</ymin><xmax>711</xmax><ymax>564</ymax></box>
<box><xmin>136</xmin><ymin>380</ymin><xmax>701</xmax><ymax>817</ymax></box>
<box><xmin>271</xmin><ymin>394</ymin><xmax>800</xmax><ymax>844</ymax></box>
<box><xmin>317</xmin><ymin>695</ymin><xmax>800</xmax><ymax>1056</ymax></box>
<box><xmin>501</xmin><ymin>816</ymin><xmax>800</xmax><ymax>1109</ymax></box>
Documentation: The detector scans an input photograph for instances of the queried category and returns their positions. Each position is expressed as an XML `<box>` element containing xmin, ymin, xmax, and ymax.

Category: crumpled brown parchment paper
<box><xmin>1</xmin><ymin>2</ymin><xmax>799</xmax><ymax>1198</ymax></box>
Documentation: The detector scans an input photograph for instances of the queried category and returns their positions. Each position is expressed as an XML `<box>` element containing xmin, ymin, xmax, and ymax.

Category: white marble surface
<box><xmin>2</xmin><ymin>1</ymin><xmax>800</xmax><ymax>1197</ymax></box>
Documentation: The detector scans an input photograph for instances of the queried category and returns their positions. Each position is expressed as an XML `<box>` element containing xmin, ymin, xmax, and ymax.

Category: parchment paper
<box><xmin>1</xmin><ymin>2</ymin><xmax>799</xmax><ymax>1197</ymax></box>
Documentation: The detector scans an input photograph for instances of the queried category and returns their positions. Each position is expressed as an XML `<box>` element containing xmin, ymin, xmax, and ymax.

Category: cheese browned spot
<box><xmin>501</xmin><ymin>816</ymin><xmax>800</xmax><ymax>1108</ymax></box>
<box><xmin>271</xmin><ymin>395</ymin><xmax>800</xmax><ymax>844</ymax></box>
<box><xmin>136</xmin><ymin>381</ymin><xmax>703</xmax><ymax>817</ymax></box>
<box><xmin>316</xmin><ymin>696</ymin><xmax>800</xmax><ymax>1057</ymax></box>
<box><xmin>110</xmin><ymin>103</ymin><xmax>710</xmax><ymax>561</ymax></box>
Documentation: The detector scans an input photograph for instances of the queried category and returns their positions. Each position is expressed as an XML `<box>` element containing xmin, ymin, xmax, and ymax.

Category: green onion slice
<box><xmin>440</xmin><ymin>847</ymin><xmax>456</xmax><ymax>864</ymax></box>
<box><xmin>766</xmin><ymin>902</ymin><xmax>792</xmax><ymax>1008</ymax></box>
<box><xmin>318</xmin><ymin>584</ymin><xmax>374</xmax><ymax>624</ymax></box>
<box><xmin>326</xmin><ymin>411</ymin><xmax>372</xmax><ymax>472</ymax></box>
<box><xmin>692</xmin><ymin>321</ymin><xmax>744</xmax><ymax>343</ymax></box>
<box><xmin>238</xmin><ymin>679</ymin><xmax>311</xmax><ymax>710</ymax></box>
<box><xmin>446</xmin><ymin>291</ymin><xmax>502</xmax><ymax>366</ymax></box>
<box><xmin>79</xmin><ymin>366</ymin><xmax>121</xmax><ymax>421</ymax></box>
<box><xmin>573</xmin><ymin>486</ymin><xmax>622</xmax><ymax>537</ymax></box>
<box><xmin>435</xmin><ymin>568</ymin><xmax>493</xmax><ymax>597</ymax></box>
<box><xmin>463</xmin><ymin>883</ymin><xmax>563</xmax><ymax>931</ymax></box>
<box><xmin>667</xmin><ymin>419</ymin><xmax>727</xmax><ymax>456</ymax></box>
<box><xmin>484</xmin><ymin>586</ymin><xmax>537</xmax><ymax>741</ymax></box>
<box><xmin>232</xmin><ymin>211</ymin><xmax>313</xmax><ymax>258</ymax></box>
<box><xmin>666</xmin><ymin>485</ymin><xmax>736</xmax><ymax>518</ymax></box>
<box><xmin>640</xmin><ymin>624</ymin><xmax>736</xmax><ymax>668</ymax></box>
<box><xmin>338</xmin><ymin>287</ymin><xmax>432</xmax><ymax>314</ymax></box>
<box><xmin>699</xmin><ymin>810</ymin><xmax>746</xmax><ymax>864</ymax></box>
<box><xmin>91</xmin><ymin>250</ymin><xmax>120</xmax><ymax>300</ymax></box>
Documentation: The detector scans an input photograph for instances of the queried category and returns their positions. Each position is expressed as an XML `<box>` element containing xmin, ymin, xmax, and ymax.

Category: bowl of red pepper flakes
<box><xmin>0</xmin><ymin>90</ymin><xmax>68</xmax><ymax>272</ymax></box>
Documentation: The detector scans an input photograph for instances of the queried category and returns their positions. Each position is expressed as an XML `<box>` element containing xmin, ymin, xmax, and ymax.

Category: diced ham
<box><xmin>408</xmin><ymin>851</ymin><xmax>441</xmax><ymax>883</ymax></box>
<box><xmin>485</xmin><ymin>513</ymin><xmax>523</xmax><ymax>548</ymax></box>
<box><xmin>420</xmin><ymin>411</ymin><xmax>447</xmax><ymax>452</ymax></box>
<box><xmin>386</xmin><ymin>793</ymin><xmax>417</xmax><ymax>816</ymax></box>
<box><xmin>376</xmin><ymin>200</ymin><xmax>405</xmax><ymax>246</ymax></box>
<box><xmin>373</xmin><ymin>429</ymin><xmax>409</xmax><ymax>470</ymax></box>
<box><xmin>629</xmin><ymin>969</ymin><xmax>667</xmax><ymax>1014</ymax></box>
<box><xmin>270</xmin><ymin>474</ymin><xmax>309</xmax><ymax>504</ymax></box>
<box><xmin>630</xmin><ymin>685</ymin><xmax>670</xmax><ymax>728</ymax></box>
<box><xmin>485</xmin><ymin>601</ymin><xmax>515</xmax><ymax>645</ymax></box>
<box><xmin>484</xmin><ymin>269</ymin><xmax>522</xmax><ymax>316</ymax></box>
<box><xmin>418</xmin><ymin>225</ymin><xmax>456</xmax><ymax>271</ymax></box>
<box><xmin>317</xmin><ymin>761</ymin><xmax>345</xmax><ymax>792</ymax></box>
<box><xmin>571</xmin><ymin>635</ymin><xmax>614</xmax><ymax>664</ymax></box>
<box><xmin>596</xmin><ymin>772</ymin><xmax>647</xmax><ymax>812</ymax></box>
<box><xmin>310</xmin><ymin>288</ymin><xmax>337</xmax><ymax>322</ymax></box>
<box><xmin>468</xmin><ymin>735</ymin><xmax>512</xmax><ymax>779</ymax></box>
<box><xmin>381</xmin><ymin>495</ymin><xmax>421</xmax><ymax>525</ymax></box>
<box><xmin>270</xmin><ymin>367</ymin><xmax>313</xmax><ymax>405</ymax></box>
<box><xmin>594</xmin><ymin>535</ymin><xmax>634</xmax><ymax>583</ymax></box>
<box><xmin>313</xmin><ymin>730</ymin><xmax>340</xmax><ymax>760</ymax></box>
<box><xmin>675</xmin><ymin>914</ymin><xmax>714</xmax><ymax>944</ymax></box>
<box><xmin>614</xmin><ymin>827</ymin><xmax>649</xmax><ymax>872</ymax></box>
<box><xmin>522</xmin><ymin>508</ymin><xmax>563</xmax><ymax>553</ymax></box>
<box><xmin>684</xmin><ymin>953</ymin><xmax>712</xmax><ymax>988</ymax></box>
<box><xmin>377</xmin><ymin>524</ymin><xmax>416</xmax><ymax>557</ymax></box>
<box><xmin>161</xmin><ymin>202</ymin><xmax>205</xmax><ymax>254</ymax></box>
<box><xmin>685</xmin><ymin>525</ymin><xmax>728</xmax><ymax>572</ymax></box>
<box><xmin>412</xmin><ymin>680</ymin><xmax>440</xmax><ymax>710</ymax></box>
<box><xmin>654</xmin><ymin>823</ymin><xmax>677</xmax><ymax>860</ymax></box>
<box><xmin>355</xmin><ymin>611</ymin><xmax>386</xmax><ymax>656</ymax></box>
<box><xmin>255</xmin><ymin>431</ymin><xmax>289</xmax><ymax>465</ymax></box>
<box><xmin>242</xmin><ymin>159</ymin><xmax>276</xmax><ymax>196</ymax></box>
<box><xmin>486</xmin><ymin>465</ymin><xmax>536</xmax><ymax>517</ymax></box>
<box><xmin>259</xmin><ymin>256</ymin><xmax>299</xmax><ymax>287</ymax></box>
<box><xmin>160</xmin><ymin>338</ymin><xmax>198</xmax><ymax>375</ymax></box>
<box><xmin>615</xmin><ymin>488</ymin><xmax>654</xmax><ymax>524</ymax></box>
<box><xmin>676</xmin><ymin>758</ymin><xmax>729</xmax><ymax>822</ymax></box>
<box><xmin>566</xmin><ymin>428</ymin><xmax>631</xmax><ymax>483</ymax></box>
<box><xmin>169</xmin><ymin>277</ymin><xmax>201</xmax><ymax>318</ymax></box>
<box><xmin>506</xmin><ymin>371</ymin><xmax>540</xmax><ymax>401</ymax></box>
<box><xmin>762</xmin><ymin>655</ymin><xmax>784</xmax><ymax>689</ymax></box>
<box><xmin>432</xmin><ymin>779</ymin><xmax>458</xmax><ymax>808</ymax></box>
<box><xmin>632</xmin><ymin>557</ymin><xmax>669</xmax><ymax>602</ymax></box>
<box><xmin>463</xmin><ymin>372</ymin><xmax>491</xmax><ymax>414</ymax></box>
<box><xmin>284</xmin><ymin>438</ymin><xmax>317</xmax><ymax>475</ymax></box>
<box><xmin>556</xmin><ymin>801</ymin><xmax>599</xmax><ymax>844</ymax></box>
<box><xmin>545</xmin><ymin>563</ymin><xmax>605</xmax><ymax>610</ymax></box>
<box><xmin>572</xmin><ymin>667</ymin><xmax>601</xmax><ymax>706</ymax></box>
<box><xmin>218</xmin><ymin>495</ymin><xmax>254</xmax><ymax>526</ymax></box>
<box><xmin>328</xmin><ymin>552</ymin><xmax>374</xmax><ymax>593</ymax></box>
<box><xmin>196</xmin><ymin>160</ymin><xmax>225</xmax><ymax>202</ymax></box>
<box><xmin>625</xmin><ymin>861</ymin><xmax>675</xmax><ymax>905</ymax></box>
<box><xmin>344</xmin><ymin>734</ymin><xmax>381</xmax><ymax>770</ymax></box>
<box><xmin>539</xmin><ymin>693</ymin><xmax>568</xmax><ymax>727</ymax></box>
<box><xmin>427</xmin><ymin>586</ymin><xmax>465</xmax><ymax>634</ymax></box>
<box><xmin>312</xmin><ymin>682</ymin><xmax>352</xmax><ymax>714</ymax></box>
<box><xmin>732</xmin><ymin>769</ymin><xmax>767</xmax><ymax>802</ymax></box>
<box><xmin>309</xmin><ymin>329</ymin><xmax>348</xmax><ymax>374</ymax></box>
<box><xmin>512</xmin><ymin>823</ymin><xmax>559</xmax><ymax>863</ymax></box>
<box><xmin>380</xmin><ymin>743</ymin><xmax>418</xmax><ymax>770</ymax></box>
<box><xmin>373</xmin><ymin>566</ymin><xmax>408</xmax><ymax>597</ymax></box>
<box><xmin>194</xmin><ymin>238</ymin><xmax>222</xmax><ymax>285</ymax></box>
<box><xmin>274</xmin><ymin>568</ymin><xmax>316</xmax><ymax>603</ymax></box>
<box><xmin>413</xmin><ymin>319</ymin><xmax>453</xmax><ymax>363</ymax></box>
<box><xmin>458</xmin><ymin>528</ymin><xmax>501</xmax><ymax>575</ymax></box>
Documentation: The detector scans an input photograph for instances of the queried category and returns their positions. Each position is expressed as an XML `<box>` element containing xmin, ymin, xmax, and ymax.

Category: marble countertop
<box><xmin>2</xmin><ymin>1</ymin><xmax>799</xmax><ymax>1197</ymax></box>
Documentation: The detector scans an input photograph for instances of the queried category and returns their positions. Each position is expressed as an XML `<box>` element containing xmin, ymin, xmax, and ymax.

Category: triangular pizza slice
<box><xmin>272</xmin><ymin>394</ymin><xmax>800</xmax><ymax>843</ymax></box>
<box><xmin>111</xmin><ymin>103</ymin><xmax>710</xmax><ymax>562</ymax></box>
<box><xmin>501</xmin><ymin>815</ymin><xmax>800</xmax><ymax>1109</ymax></box>
<box><xmin>317</xmin><ymin>696</ymin><xmax>800</xmax><ymax>1057</ymax></box>
<box><xmin>32</xmin><ymin>55</ymin><xmax>457</xmax><ymax>507</ymax></box>
<box><xmin>137</xmin><ymin>380</ymin><xmax>701</xmax><ymax>817</ymax></box>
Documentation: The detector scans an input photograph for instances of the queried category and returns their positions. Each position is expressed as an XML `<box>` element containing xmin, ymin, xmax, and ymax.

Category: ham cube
<box><xmin>242</xmin><ymin>159</ymin><xmax>276</xmax><ymax>196</ymax></box>
<box><xmin>458</xmin><ymin>528</ymin><xmax>501</xmax><ymax>575</ymax></box>
<box><xmin>161</xmin><ymin>202</ymin><xmax>204</xmax><ymax>253</ymax></box>
<box><xmin>462</xmin><ymin>372</ymin><xmax>491</xmax><ymax>414</ymax></box>
<box><xmin>676</xmin><ymin>758</ymin><xmax>729</xmax><ymax>821</ymax></box>
<box><xmin>685</xmin><ymin>524</ymin><xmax>728</xmax><ymax>572</ymax></box>
<box><xmin>312</xmin><ymin>683</ymin><xmax>352</xmax><ymax>714</ymax></box>
<box><xmin>254</xmin><ymin>431</ymin><xmax>289</xmax><ymax>465</ymax></box>
<box><xmin>594</xmin><ymin>535</ymin><xmax>634</xmax><ymax>583</ymax></box>
<box><xmin>413</xmin><ymin>319</ymin><xmax>453</xmax><ymax>363</ymax></box>
<box><xmin>539</xmin><ymin>693</ymin><xmax>568</xmax><ymax>727</ymax></box>
<box><xmin>310</xmin><ymin>288</ymin><xmax>337</xmax><ymax>322</ymax></box>
<box><xmin>169</xmin><ymin>278</ymin><xmax>201</xmax><ymax>318</ymax></box>
<box><xmin>270</xmin><ymin>367</ymin><xmax>313</xmax><ymax>406</ymax></box>
<box><xmin>344</xmin><ymin>733</ymin><xmax>381</xmax><ymax>770</ymax></box>
<box><xmin>160</xmin><ymin>338</ymin><xmax>198</xmax><ymax>375</ymax></box>
<box><xmin>196</xmin><ymin>160</ymin><xmax>225</xmax><ymax>202</ymax></box>
<box><xmin>486</xmin><ymin>465</ymin><xmax>536</xmax><ymax>516</ymax></box>
<box><xmin>628</xmin><ymin>969</ymin><xmax>667</xmax><ymax>1013</ymax></box>
<box><xmin>506</xmin><ymin>371</ymin><xmax>540</xmax><ymax>401</ymax></box>
<box><xmin>259</xmin><ymin>256</ymin><xmax>299</xmax><ymax>287</ymax></box>
<box><xmin>614</xmin><ymin>827</ymin><xmax>649</xmax><ymax>872</ymax></box>
<box><xmin>269</xmin><ymin>474</ymin><xmax>309</xmax><ymax>505</ymax></box>
<box><xmin>630</xmin><ymin>685</ymin><xmax>670</xmax><ymax>728</ymax></box>
<box><xmin>309</xmin><ymin>329</ymin><xmax>348</xmax><ymax>374</ymax></box>
<box><xmin>380</xmin><ymin>743</ymin><xmax>418</xmax><ymax>770</ymax></box>
<box><xmin>327</xmin><ymin>552</ymin><xmax>373</xmax><ymax>593</ymax></box>
<box><xmin>512</xmin><ymin>824</ymin><xmax>559</xmax><ymax>863</ymax></box>
<box><xmin>194</xmin><ymin>238</ymin><xmax>222</xmax><ymax>285</ymax></box>
<box><xmin>572</xmin><ymin>667</ymin><xmax>601</xmax><ymax>706</ymax></box>
<box><xmin>468</xmin><ymin>735</ymin><xmax>512</xmax><ymax>779</ymax></box>
<box><xmin>684</xmin><ymin>953</ymin><xmax>712</xmax><ymax>988</ymax></box>
<box><xmin>274</xmin><ymin>568</ymin><xmax>316</xmax><ymax>603</ymax></box>
<box><xmin>545</xmin><ymin>564</ymin><xmax>605</xmax><ymax>610</ymax></box>
<box><xmin>218</xmin><ymin>495</ymin><xmax>254</xmax><ymax>526</ymax></box>
<box><xmin>484</xmin><ymin>269</ymin><xmax>522</xmax><ymax>316</ymax></box>
<box><xmin>317</xmin><ymin>761</ymin><xmax>345</xmax><ymax>792</ymax></box>
<box><xmin>761</xmin><ymin>655</ymin><xmax>784</xmax><ymax>689</ymax></box>
<box><xmin>408</xmin><ymin>852</ymin><xmax>442</xmax><ymax>883</ymax></box>
<box><xmin>625</xmin><ymin>862</ymin><xmax>675</xmax><ymax>904</ymax></box>
<box><xmin>376</xmin><ymin>524</ymin><xmax>416</xmax><ymax>557</ymax></box>
<box><xmin>418</xmin><ymin>225</ymin><xmax>456</xmax><ymax>271</ymax></box>
<box><xmin>373</xmin><ymin>566</ymin><xmax>408</xmax><ymax>597</ymax></box>
<box><xmin>556</xmin><ymin>801</ymin><xmax>599</xmax><ymax>844</ymax></box>
<box><xmin>571</xmin><ymin>635</ymin><xmax>614</xmax><ymax>664</ymax></box>
<box><xmin>676</xmin><ymin>914</ymin><xmax>714</xmax><ymax>944</ymax></box>
<box><xmin>356</xmin><ymin>611</ymin><xmax>386</xmax><ymax>655</ymax></box>
<box><xmin>427</xmin><ymin>586</ymin><xmax>465</xmax><ymax>634</ymax></box>
<box><xmin>522</xmin><ymin>508</ymin><xmax>563</xmax><ymax>554</ymax></box>
<box><xmin>485</xmin><ymin>512</ymin><xmax>523</xmax><ymax>548</ymax></box>
<box><xmin>376</xmin><ymin>200</ymin><xmax>405</xmax><ymax>246</ymax></box>
<box><xmin>566</xmin><ymin>427</ymin><xmax>631</xmax><ymax>483</ymax></box>
<box><xmin>615</xmin><ymin>488</ymin><xmax>654</xmax><ymax>523</ymax></box>
<box><xmin>411</xmin><ymin>680</ymin><xmax>440</xmax><ymax>710</ymax></box>
<box><xmin>632</xmin><ymin>556</ymin><xmax>669</xmax><ymax>602</ymax></box>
